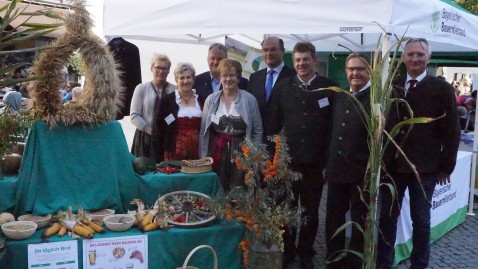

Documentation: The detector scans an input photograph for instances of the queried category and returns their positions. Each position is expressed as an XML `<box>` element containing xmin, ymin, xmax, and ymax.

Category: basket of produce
<box><xmin>181</xmin><ymin>157</ymin><xmax>213</xmax><ymax>174</ymax></box>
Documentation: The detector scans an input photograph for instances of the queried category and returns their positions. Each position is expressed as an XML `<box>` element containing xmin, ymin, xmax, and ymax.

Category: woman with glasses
<box><xmin>152</xmin><ymin>63</ymin><xmax>202</xmax><ymax>161</ymax></box>
<box><xmin>130</xmin><ymin>53</ymin><xmax>175</xmax><ymax>161</ymax></box>
<box><xmin>200</xmin><ymin>59</ymin><xmax>263</xmax><ymax>191</ymax></box>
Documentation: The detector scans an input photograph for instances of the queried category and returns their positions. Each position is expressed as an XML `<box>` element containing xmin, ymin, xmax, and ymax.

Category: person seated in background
<box><xmin>0</xmin><ymin>91</ymin><xmax>22</xmax><ymax>114</ymax></box>
<box><xmin>71</xmin><ymin>87</ymin><xmax>84</xmax><ymax>102</ymax></box>
<box><xmin>451</xmin><ymin>80</ymin><xmax>461</xmax><ymax>96</ymax></box>
<box><xmin>458</xmin><ymin>105</ymin><xmax>475</xmax><ymax>132</ymax></box>
<box><xmin>152</xmin><ymin>63</ymin><xmax>202</xmax><ymax>161</ymax></box>
<box><xmin>62</xmin><ymin>81</ymin><xmax>81</xmax><ymax>102</ymax></box>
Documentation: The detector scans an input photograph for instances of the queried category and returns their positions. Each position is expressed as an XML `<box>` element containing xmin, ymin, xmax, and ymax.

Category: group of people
<box><xmin>129</xmin><ymin>36</ymin><xmax>460</xmax><ymax>269</ymax></box>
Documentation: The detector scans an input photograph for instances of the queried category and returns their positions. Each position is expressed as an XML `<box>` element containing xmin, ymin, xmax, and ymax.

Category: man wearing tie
<box><xmin>193</xmin><ymin>43</ymin><xmax>248</xmax><ymax>105</ymax></box>
<box><xmin>248</xmin><ymin>36</ymin><xmax>295</xmax><ymax>150</ymax></box>
<box><xmin>377</xmin><ymin>38</ymin><xmax>460</xmax><ymax>269</ymax></box>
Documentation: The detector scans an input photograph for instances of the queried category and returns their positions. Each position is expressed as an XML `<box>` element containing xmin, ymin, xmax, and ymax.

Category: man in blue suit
<box><xmin>248</xmin><ymin>36</ymin><xmax>295</xmax><ymax>150</ymax></box>
<box><xmin>193</xmin><ymin>43</ymin><xmax>248</xmax><ymax>105</ymax></box>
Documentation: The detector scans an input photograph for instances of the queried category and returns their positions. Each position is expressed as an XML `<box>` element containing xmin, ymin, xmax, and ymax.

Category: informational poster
<box><xmin>225</xmin><ymin>37</ymin><xmax>262</xmax><ymax>79</ymax></box>
<box><xmin>82</xmin><ymin>235</ymin><xmax>148</xmax><ymax>269</ymax></box>
<box><xmin>28</xmin><ymin>240</ymin><xmax>78</xmax><ymax>269</ymax></box>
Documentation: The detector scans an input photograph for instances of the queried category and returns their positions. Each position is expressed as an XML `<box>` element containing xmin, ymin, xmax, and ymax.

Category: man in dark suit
<box><xmin>270</xmin><ymin>42</ymin><xmax>338</xmax><ymax>269</ymax></box>
<box><xmin>324</xmin><ymin>53</ymin><xmax>371</xmax><ymax>269</ymax></box>
<box><xmin>377</xmin><ymin>38</ymin><xmax>460</xmax><ymax>269</ymax></box>
<box><xmin>248</xmin><ymin>36</ymin><xmax>295</xmax><ymax>148</ymax></box>
<box><xmin>193</xmin><ymin>43</ymin><xmax>248</xmax><ymax>105</ymax></box>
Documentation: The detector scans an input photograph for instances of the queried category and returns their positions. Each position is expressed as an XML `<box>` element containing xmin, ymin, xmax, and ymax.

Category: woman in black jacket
<box><xmin>152</xmin><ymin>63</ymin><xmax>202</xmax><ymax>161</ymax></box>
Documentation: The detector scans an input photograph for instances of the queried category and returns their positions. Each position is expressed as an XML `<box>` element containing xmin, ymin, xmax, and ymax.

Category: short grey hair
<box><xmin>150</xmin><ymin>53</ymin><xmax>171</xmax><ymax>68</ymax></box>
<box><xmin>174</xmin><ymin>62</ymin><xmax>196</xmax><ymax>81</ymax></box>
<box><xmin>208</xmin><ymin>43</ymin><xmax>227</xmax><ymax>56</ymax></box>
<box><xmin>405</xmin><ymin>38</ymin><xmax>432</xmax><ymax>56</ymax></box>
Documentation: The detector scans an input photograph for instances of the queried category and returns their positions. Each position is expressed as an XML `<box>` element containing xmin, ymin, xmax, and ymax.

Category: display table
<box><xmin>138</xmin><ymin>171</ymin><xmax>221</xmax><ymax>205</ymax></box>
<box><xmin>394</xmin><ymin>151</ymin><xmax>472</xmax><ymax>265</ymax></box>
<box><xmin>13</xmin><ymin>121</ymin><xmax>139</xmax><ymax>216</ymax></box>
<box><xmin>2</xmin><ymin>171</ymin><xmax>221</xmax><ymax>214</ymax></box>
<box><xmin>0</xmin><ymin>176</ymin><xmax>17</xmax><ymax>212</ymax></box>
<box><xmin>0</xmin><ymin>219</ymin><xmax>244</xmax><ymax>269</ymax></box>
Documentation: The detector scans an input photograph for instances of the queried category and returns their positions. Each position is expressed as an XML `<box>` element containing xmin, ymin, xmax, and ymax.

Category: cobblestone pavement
<box><xmin>288</xmin><ymin>188</ymin><xmax>478</xmax><ymax>269</ymax></box>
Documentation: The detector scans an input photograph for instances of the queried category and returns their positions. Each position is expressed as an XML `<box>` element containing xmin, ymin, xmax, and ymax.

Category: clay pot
<box><xmin>2</xmin><ymin>153</ymin><xmax>22</xmax><ymax>174</ymax></box>
<box><xmin>16</xmin><ymin>142</ymin><xmax>26</xmax><ymax>156</ymax></box>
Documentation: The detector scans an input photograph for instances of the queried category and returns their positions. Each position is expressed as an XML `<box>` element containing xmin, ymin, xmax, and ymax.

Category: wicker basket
<box><xmin>181</xmin><ymin>157</ymin><xmax>214</xmax><ymax>174</ymax></box>
<box><xmin>176</xmin><ymin>245</ymin><xmax>218</xmax><ymax>269</ymax></box>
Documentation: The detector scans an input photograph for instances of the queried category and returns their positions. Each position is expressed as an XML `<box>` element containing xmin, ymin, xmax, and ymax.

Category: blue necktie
<box><xmin>265</xmin><ymin>70</ymin><xmax>275</xmax><ymax>101</ymax></box>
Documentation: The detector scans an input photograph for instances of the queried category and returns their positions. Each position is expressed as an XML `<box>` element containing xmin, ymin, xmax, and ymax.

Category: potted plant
<box><xmin>0</xmin><ymin>0</ymin><xmax>63</xmax><ymax>176</ymax></box>
<box><xmin>212</xmin><ymin>134</ymin><xmax>302</xmax><ymax>268</ymax></box>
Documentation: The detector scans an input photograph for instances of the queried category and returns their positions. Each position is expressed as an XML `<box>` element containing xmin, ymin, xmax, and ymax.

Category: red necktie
<box><xmin>408</xmin><ymin>79</ymin><xmax>417</xmax><ymax>88</ymax></box>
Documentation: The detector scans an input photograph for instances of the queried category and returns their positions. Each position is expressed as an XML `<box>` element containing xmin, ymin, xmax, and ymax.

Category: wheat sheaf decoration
<box><xmin>29</xmin><ymin>0</ymin><xmax>122</xmax><ymax>126</ymax></box>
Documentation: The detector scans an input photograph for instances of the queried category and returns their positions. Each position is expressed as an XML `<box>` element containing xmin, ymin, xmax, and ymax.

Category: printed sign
<box><xmin>82</xmin><ymin>235</ymin><xmax>148</xmax><ymax>269</ymax></box>
<box><xmin>28</xmin><ymin>240</ymin><xmax>78</xmax><ymax>269</ymax></box>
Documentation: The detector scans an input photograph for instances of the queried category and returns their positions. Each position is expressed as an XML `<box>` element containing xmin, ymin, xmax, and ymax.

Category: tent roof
<box><xmin>103</xmin><ymin>0</ymin><xmax>478</xmax><ymax>52</ymax></box>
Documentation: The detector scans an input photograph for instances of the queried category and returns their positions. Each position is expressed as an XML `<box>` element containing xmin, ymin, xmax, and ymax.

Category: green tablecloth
<box><xmin>14</xmin><ymin>121</ymin><xmax>138</xmax><ymax>216</ymax></box>
<box><xmin>0</xmin><ymin>176</ymin><xmax>17</xmax><ymax>212</ymax></box>
<box><xmin>0</xmin><ymin>219</ymin><xmax>244</xmax><ymax>269</ymax></box>
<box><xmin>137</xmin><ymin>171</ymin><xmax>221</xmax><ymax>205</ymax></box>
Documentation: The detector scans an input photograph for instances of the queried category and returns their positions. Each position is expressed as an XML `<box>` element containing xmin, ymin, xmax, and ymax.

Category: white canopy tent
<box><xmin>103</xmin><ymin>0</ymin><xmax>478</xmax><ymax>51</ymax></box>
<box><xmin>103</xmin><ymin>0</ymin><xmax>478</xmax><ymax>213</ymax></box>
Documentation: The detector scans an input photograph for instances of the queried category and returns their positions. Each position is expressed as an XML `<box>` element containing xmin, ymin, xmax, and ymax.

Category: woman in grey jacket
<box><xmin>199</xmin><ymin>59</ymin><xmax>262</xmax><ymax>191</ymax></box>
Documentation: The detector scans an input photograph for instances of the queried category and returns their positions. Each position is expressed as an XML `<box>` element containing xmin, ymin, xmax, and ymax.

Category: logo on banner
<box><xmin>430</xmin><ymin>7</ymin><xmax>440</xmax><ymax>33</ymax></box>
<box><xmin>430</xmin><ymin>6</ymin><xmax>466</xmax><ymax>37</ymax></box>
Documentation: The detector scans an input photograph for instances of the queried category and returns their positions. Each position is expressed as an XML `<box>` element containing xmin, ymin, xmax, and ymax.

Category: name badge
<box><xmin>318</xmin><ymin>97</ymin><xmax>329</xmax><ymax>108</ymax></box>
<box><xmin>211</xmin><ymin>114</ymin><xmax>220</xmax><ymax>125</ymax></box>
<box><xmin>164</xmin><ymin>114</ymin><xmax>175</xmax><ymax>125</ymax></box>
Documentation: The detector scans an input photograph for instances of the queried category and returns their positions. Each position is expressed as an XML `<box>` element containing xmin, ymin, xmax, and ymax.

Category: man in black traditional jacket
<box><xmin>270</xmin><ymin>42</ymin><xmax>338</xmax><ymax>269</ymax></box>
<box><xmin>377</xmin><ymin>38</ymin><xmax>460</xmax><ymax>269</ymax></box>
<box><xmin>324</xmin><ymin>53</ymin><xmax>371</xmax><ymax>269</ymax></box>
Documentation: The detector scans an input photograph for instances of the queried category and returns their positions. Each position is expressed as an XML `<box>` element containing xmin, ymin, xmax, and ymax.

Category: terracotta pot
<box><xmin>16</xmin><ymin>142</ymin><xmax>26</xmax><ymax>156</ymax></box>
<box><xmin>3</xmin><ymin>153</ymin><xmax>22</xmax><ymax>174</ymax></box>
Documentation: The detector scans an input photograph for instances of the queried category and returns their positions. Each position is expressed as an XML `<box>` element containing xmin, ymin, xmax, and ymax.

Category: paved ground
<box><xmin>288</xmin><ymin>188</ymin><xmax>478</xmax><ymax>269</ymax></box>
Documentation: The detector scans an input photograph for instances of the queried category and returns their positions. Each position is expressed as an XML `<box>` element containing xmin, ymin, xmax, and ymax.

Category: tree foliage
<box><xmin>452</xmin><ymin>0</ymin><xmax>478</xmax><ymax>14</ymax></box>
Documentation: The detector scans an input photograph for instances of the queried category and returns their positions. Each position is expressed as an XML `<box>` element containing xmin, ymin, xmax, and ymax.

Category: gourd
<box><xmin>0</xmin><ymin>212</ymin><xmax>15</xmax><ymax>225</ymax></box>
<box><xmin>132</xmin><ymin>157</ymin><xmax>157</xmax><ymax>175</ymax></box>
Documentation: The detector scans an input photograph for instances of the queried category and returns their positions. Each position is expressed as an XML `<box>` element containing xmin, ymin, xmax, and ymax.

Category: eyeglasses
<box><xmin>220</xmin><ymin>74</ymin><xmax>238</xmax><ymax>79</ymax></box>
<box><xmin>346</xmin><ymin>67</ymin><xmax>367</xmax><ymax>72</ymax></box>
<box><xmin>153</xmin><ymin>66</ymin><xmax>169</xmax><ymax>71</ymax></box>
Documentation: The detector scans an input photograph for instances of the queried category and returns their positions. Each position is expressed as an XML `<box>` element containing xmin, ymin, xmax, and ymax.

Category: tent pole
<box><xmin>467</xmin><ymin>97</ymin><xmax>477</xmax><ymax>215</ymax></box>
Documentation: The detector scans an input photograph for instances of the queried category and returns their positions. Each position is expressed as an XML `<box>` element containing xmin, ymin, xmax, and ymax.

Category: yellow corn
<box><xmin>58</xmin><ymin>225</ymin><xmax>67</xmax><ymax>237</ymax></box>
<box><xmin>88</xmin><ymin>221</ymin><xmax>104</xmax><ymax>233</ymax></box>
<box><xmin>42</xmin><ymin>223</ymin><xmax>61</xmax><ymax>238</ymax></box>
<box><xmin>73</xmin><ymin>225</ymin><xmax>93</xmax><ymax>239</ymax></box>
<box><xmin>141</xmin><ymin>212</ymin><xmax>152</xmax><ymax>227</ymax></box>
<box><xmin>80</xmin><ymin>223</ymin><xmax>95</xmax><ymax>234</ymax></box>
<box><xmin>142</xmin><ymin>220</ymin><xmax>159</xmax><ymax>232</ymax></box>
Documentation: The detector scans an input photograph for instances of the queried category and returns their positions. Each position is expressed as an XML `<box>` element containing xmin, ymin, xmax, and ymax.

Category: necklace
<box><xmin>180</xmin><ymin>93</ymin><xmax>194</xmax><ymax>104</ymax></box>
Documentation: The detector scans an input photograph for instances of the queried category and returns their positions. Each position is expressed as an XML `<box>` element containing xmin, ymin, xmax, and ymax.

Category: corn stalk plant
<box><xmin>322</xmin><ymin>34</ymin><xmax>437</xmax><ymax>269</ymax></box>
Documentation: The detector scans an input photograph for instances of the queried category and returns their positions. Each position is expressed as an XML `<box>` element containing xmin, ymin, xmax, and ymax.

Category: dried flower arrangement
<box><xmin>212</xmin><ymin>134</ymin><xmax>302</xmax><ymax>266</ymax></box>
